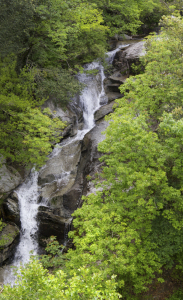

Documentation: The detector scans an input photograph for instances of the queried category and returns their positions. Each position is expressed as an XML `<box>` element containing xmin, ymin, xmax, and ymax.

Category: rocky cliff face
<box><xmin>0</xmin><ymin>223</ymin><xmax>19</xmax><ymax>265</ymax></box>
<box><xmin>2</xmin><ymin>40</ymin><xmax>144</xmax><ymax>261</ymax></box>
<box><xmin>0</xmin><ymin>159</ymin><xmax>22</xmax><ymax>203</ymax></box>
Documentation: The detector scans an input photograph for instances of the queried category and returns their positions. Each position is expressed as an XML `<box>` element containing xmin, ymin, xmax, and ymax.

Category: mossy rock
<box><xmin>0</xmin><ymin>223</ymin><xmax>20</xmax><ymax>264</ymax></box>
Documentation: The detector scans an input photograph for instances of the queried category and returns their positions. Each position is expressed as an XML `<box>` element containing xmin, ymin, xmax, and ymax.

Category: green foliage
<box><xmin>0</xmin><ymin>220</ymin><xmax>6</xmax><ymax>248</ymax></box>
<box><xmin>0</xmin><ymin>0</ymin><xmax>107</xmax><ymax>166</ymax></box>
<box><xmin>0</xmin><ymin>0</ymin><xmax>35</xmax><ymax>59</ymax></box>
<box><xmin>67</xmin><ymin>113</ymin><xmax>166</xmax><ymax>296</ymax></box>
<box><xmin>0</xmin><ymin>56</ymin><xmax>65</xmax><ymax>168</ymax></box>
<box><xmin>167</xmin><ymin>289</ymin><xmax>183</xmax><ymax>300</ymax></box>
<box><xmin>90</xmin><ymin>0</ymin><xmax>161</xmax><ymax>36</ymax></box>
<box><xmin>0</xmin><ymin>257</ymin><xmax>121</xmax><ymax>299</ymax></box>
<box><xmin>0</xmin><ymin>0</ymin><xmax>108</xmax><ymax>116</ymax></box>
<box><xmin>40</xmin><ymin>236</ymin><xmax>65</xmax><ymax>270</ymax></box>
<box><xmin>0</xmin><ymin>220</ymin><xmax>5</xmax><ymax>233</ymax></box>
<box><xmin>63</xmin><ymin>15</ymin><xmax>183</xmax><ymax>298</ymax></box>
<box><xmin>34</xmin><ymin>67</ymin><xmax>83</xmax><ymax>106</ymax></box>
<box><xmin>120</xmin><ymin>16</ymin><xmax>183</xmax><ymax>119</ymax></box>
<box><xmin>2</xmin><ymin>4</ymin><xmax>183</xmax><ymax>300</ymax></box>
<box><xmin>0</xmin><ymin>0</ymin><xmax>107</xmax><ymax>67</ymax></box>
<box><xmin>0</xmin><ymin>0</ymin><xmax>108</xmax><ymax>168</ymax></box>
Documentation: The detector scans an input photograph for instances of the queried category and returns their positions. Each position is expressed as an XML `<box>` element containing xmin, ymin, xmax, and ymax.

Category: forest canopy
<box><xmin>1</xmin><ymin>1</ymin><xmax>183</xmax><ymax>299</ymax></box>
<box><xmin>64</xmin><ymin>14</ymin><xmax>183</xmax><ymax>299</ymax></box>
<box><xmin>0</xmin><ymin>0</ymin><xmax>175</xmax><ymax>167</ymax></box>
<box><xmin>0</xmin><ymin>0</ymin><xmax>108</xmax><ymax>167</ymax></box>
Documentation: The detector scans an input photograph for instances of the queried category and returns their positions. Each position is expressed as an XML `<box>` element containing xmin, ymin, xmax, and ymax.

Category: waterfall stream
<box><xmin>2</xmin><ymin>45</ymin><xmax>126</xmax><ymax>285</ymax></box>
<box><xmin>13</xmin><ymin>171</ymin><xmax>39</xmax><ymax>262</ymax></box>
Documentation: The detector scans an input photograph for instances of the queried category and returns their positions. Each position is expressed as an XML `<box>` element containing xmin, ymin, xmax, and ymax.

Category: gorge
<box><xmin>0</xmin><ymin>39</ymin><xmax>144</xmax><ymax>285</ymax></box>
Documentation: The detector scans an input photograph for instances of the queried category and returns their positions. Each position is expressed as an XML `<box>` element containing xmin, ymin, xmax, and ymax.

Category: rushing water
<box><xmin>3</xmin><ymin>171</ymin><xmax>40</xmax><ymax>284</ymax></box>
<box><xmin>3</xmin><ymin>45</ymin><xmax>127</xmax><ymax>284</ymax></box>
<box><xmin>14</xmin><ymin>171</ymin><xmax>40</xmax><ymax>262</ymax></box>
<box><xmin>77</xmin><ymin>62</ymin><xmax>107</xmax><ymax>129</ymax></box>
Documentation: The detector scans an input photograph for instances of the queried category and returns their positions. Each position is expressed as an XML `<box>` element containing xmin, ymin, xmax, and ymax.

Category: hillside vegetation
<box><xmin>0</xmin><ymin>0</ymin><xmax>174</xmax><ymax>168</ymax></box>
<box><xmin>1</xmin><ymin>1</ymin><xmax>183</xmax><ymax>299</ymax></box>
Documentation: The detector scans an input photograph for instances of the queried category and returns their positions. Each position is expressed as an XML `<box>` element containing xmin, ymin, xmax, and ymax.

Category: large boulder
<box><xmin>42</xmin><ymin>99</ymin><xmax>83</xmax><ymax>123</ymax></box>
<box><xmin>38</xmin><ymin>139</ymin><xmax>82</xmax><ymax>206</ymax></box>
<box><xmin>3</xmin><ymin>195</ymin><xmax>20</xmax><ymax>226</ymax></box>
<box><xmin>80</xmin><ymin>119</ymin><xmax>109</xmax><ymax>197</ymax></box>
<box><xmin>113</xmin><ymin>41</ymin><xmax>145</xmax><ymax>75</ymax></box>
<box><xmin>0</xmin><ymin>158</ymin><xmax>22</xmax><ymax>201</ymax></box>
<box><xmin>37</xmin><ymin>206</ymin><xmax>72</xmax><ymax>246</ymax></box>
<box><xmin>114</xmin><ymin>33</ymin><xmax>132</xmax><ymax>41</ymax></box>
<box><xmin>42</xmin><ymin>99</ymin><xmax>83</xmax><ymax>138</ymax></box>
<box><xmin>109</xmin><ymin>72</ymin><xmax>128</xmax><ymax>84</ymax></box>
<box><xmin>123</xmin><ymin>41</ymin><xmax>145</xmax><ymax>60</ymax></box>
<box><xmin>106</xmin><ymin>92</ymin><xmax>122</xmax><ymax>102</ymax></box>
<box><xmin>0</xmin><ymin>223</ymin><xmax>20</xmax><ymax>265</ymax></box>
<box><xmin>63</xmin><ymin>186</ymin><xmax>82</xmax><ymax>212</ymax></box>
<box><xmin>37</xmin><ymin>117</ymin><xmax>110</xmax><ymax>246</ymax></box>
<box><xmin>94</xmin><ymin>101</ymin><xmax>115</xmax><ymax>121</ymax></box>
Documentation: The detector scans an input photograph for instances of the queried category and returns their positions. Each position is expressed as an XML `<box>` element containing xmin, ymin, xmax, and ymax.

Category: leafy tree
<box><xmin>119</xmin><ymin>15</ymin><xmax>183</xmax><ymax>121</ymax></box>
<box><xmin>2</xmin><ymin>6</ymin><xmax>183</xmax><ymax>300</ymax></box>
<box><xmin>0</xmin><ymin>56</ymin><xmax>65</xmax><ymax>168</ymax></box>
<box><xmin>63</xmin><ymin>15</ymin><xmax>183</xmax><ymax>298</ymax></box>
<box><xmin>167</xmin><ymin>289</ymin><xmax>183</xmax><ymax>300</ymax></box>
<box><xmin>40</xmin><ymin>236</ymin><xmax>66</xmax><ymax>270</ymax></box>
<box><xmin>66</xmin><ymin>112</ymin><xmax>168</xmax><ymax>296</ymax></box>
<box><xmin>0</xmin><ymin>0</ymin><xmax>107</xmax><ymax>67</ymax></box>
<box><xmin>0</xmin><ymin>257</ymin><xmax>121</xmax><ymax>299</ymax></box>
<box><xmin>0</xmin><ymin>0</ymin><xmax>107</xmax><ymax>105</ymax></box>
<box><xmin>0</xmin><ymin>0</ymin><xmax>109</xmax><ymax>167</ymax></box>
<box><xmin>0</xmin><ymin>0</ymin><xmax>35</xmax><ymax>59</ymax></box>
<box><xmin>89</xmin><ymin>0</ymin><xmax>162</xmax><ymax>35</ymax></box>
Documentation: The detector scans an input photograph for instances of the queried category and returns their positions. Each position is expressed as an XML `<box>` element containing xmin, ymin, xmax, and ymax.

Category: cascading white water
<box><xmin>3</xmin><ymin>61</ymin><xmax>106</xmax><ymax>285</ymax></box>
<box><xmin>3</xmin><ymin>46</ymin><xmax>125</xmax><ymax>285</ymax></box>
<box><xmin>106</xmin><ymin>44</ymin><xmax>130</xmax><ymax>64</ymax></box>
<box><xmin>14</xmin><ymin>171</ymin><xmax>40</xmax><ymax>263</ymax></box>
<box><xmin>77</xmin><ymin>61</ymin><xmax>107</xmax><ymax>130</ymax></box>
<box><xmin>4</xmin><ymin>170</ymin><xmax>40</xmax><ymax>284</ymax></box>
<box><xmin>50</xmin><ymin>60</ymin><xmax>107</xmax><ymax>157</ymax></box>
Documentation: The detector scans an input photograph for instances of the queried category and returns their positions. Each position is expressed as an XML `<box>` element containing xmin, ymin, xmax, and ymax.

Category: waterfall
<box><xmin>4</xmin><ymin>170</ymin><xmax>40</xmax><ymax>284</ymax></box>
<box><xmin>106</xmin><ymin>44</ymin><xmax>130</xmax><ymax>64</ymax></box>
<box><xmin>14</xmin><ymin>171</ymin><xmax>39</xmax><ymax>262</ymax></box>
<box><xmin>50</xmin><ymin>61</ymin><xmax>107</xmax><ymax>153</ymax></box>
<box><xmin>2</xmin><ymin>46</ymin><xmax>124</xmax><ymax>284</ymax></box>
<box><xmin>77</xmin><ymin>61</ymin><xmax>107</xmax><ymax>130</ymax></box>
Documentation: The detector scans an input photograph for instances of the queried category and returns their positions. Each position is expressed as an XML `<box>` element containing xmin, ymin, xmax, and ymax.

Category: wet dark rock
<box><xmin>113</xmin><ymin>50</ymin><xmax>129</xmax><ymax>74</ymax></box>
<box><xmin>68</xmin><ymin>102</ymin><xmax>83</xmax><ymax>123</ymax></box>
<box><xmin>81</xmin><ymin>119</ymin><xmax>109</xmax><ymax>197</ymax></box>
<box><xmin>38</xmin><ymin>206</ymin><xmax>72</xmax><ymax>246</ymax></box>
<box><xmin>0</xmin><ymin>223</ymin><xmax>20</xmax><ymax>265</ymax></box>
<box><xmin>38</xmin><ymin>140</ymin><xmax>81</xmax><ymax>201</ymax></box>
<box><xmin>104</xmin><ymin>69</ymin><xmax>127</xmax><ymax>99</ymax></box>
<box><xmin>63</xmin><ymin>187</ymin><xmax>82</xmax><ymax>212</ymax></box>
<box><xmin>38</xmin><ymin>174</ymin><xmax>55</xmax><ymax>186</ymax></box>
<box><xmin>107</xmin><ymin>83</ymin><xmax>120</xmax><ymax>93</ymax></box>
<box><xmin>42</xmin><ymin>99</ymin><xmax>84</xmax><ymax>139</ymax></box>
<box><xmin>114</xmin><ymin>34</ymin><xmax>132</xmax><ymax>41</ymax></box>
<box><xmin>3</xmin><ymin>198</ymin><xmax>20</xmax><ymax>226</ymax></box>
<box><xmin>113</xmin><ymin>41</ymin><xmax>145</xmax><ymax>75</ymax></box>
<box><xmin>109</xmin><ymin>72</ymin><xmax>128</xmax><ymax>84</ymax></box>
<box><xmin>9</xmin><ymin>191</ymin><xmax>19</xmax><ymax>202</ymax></box>
<box><xmin>94</xmin><ymin>101</ymin><xmax>115</xmax><ymax>121</ymax></box>
<box><xmin>0</xmin><ymin>159</ymin><xmax>22</xmax><ymax>202</ymax></box>
<box><xmin>107</xmin><ymin>92</ymin><xmax>122</xmax><ymax>102</ymax></box>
